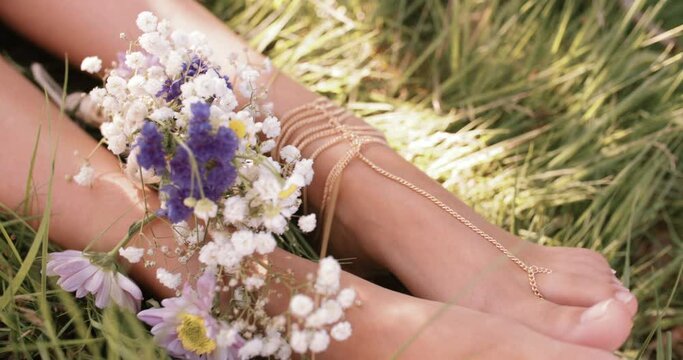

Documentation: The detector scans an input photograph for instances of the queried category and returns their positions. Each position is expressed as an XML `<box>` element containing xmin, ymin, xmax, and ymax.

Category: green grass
<box><xmin>1</xmin><ymin>0</ymin><xmax>682</xmax><ymax>358</ymax></box>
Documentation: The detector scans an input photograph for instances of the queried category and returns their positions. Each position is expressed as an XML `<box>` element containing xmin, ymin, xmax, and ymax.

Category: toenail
<box><xmin>611</xmin><ymin>269</ymin><xmax>617</xmax><ymax>275</ymax></box>
<box><xmin>612</xmin><ymin>283</ymin><xmax>629</xmax><ymax>293</ymax></box>
<box><xmin>581</xmin><ymin>299</ymin><xmax>614</xmax><ymax>323</ymax></box>
<box><xmin>615</xmin><ymin>291</ymin><xmax>634</xmax><ymax>304</ymax></box>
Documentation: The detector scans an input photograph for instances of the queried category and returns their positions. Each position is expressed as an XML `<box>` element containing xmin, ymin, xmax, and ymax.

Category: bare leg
<box><xmin>0</xmin><ymin>0</ymin><xmax>635</xmax><ymax>350</ymax></box>
<box><xmin>0</xmin><ymin>56</ymin><xmax>622</xmax><ymax>359</ymax></box>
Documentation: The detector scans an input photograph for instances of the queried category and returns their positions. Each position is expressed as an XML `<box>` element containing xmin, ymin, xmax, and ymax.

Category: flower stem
<box><xmin>107</xmin><ymin>213</ymin><xmax>157</xmax><ymax>258</ymax></box>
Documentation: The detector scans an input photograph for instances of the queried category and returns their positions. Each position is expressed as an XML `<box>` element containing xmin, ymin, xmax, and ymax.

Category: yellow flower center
<box><xmin>278</xmin><ymin>184</ymin><xmax>298</xmax><ymax>199</ymax></box>
<box><xmin>176</xmin><ymin>313</ymin><xmax>216</xmax><ymax>355</ymax></box>
<box><xmin>229</xmin><ymin>119</ymin><xmax>247</xmax><ymax>138</ymax></box>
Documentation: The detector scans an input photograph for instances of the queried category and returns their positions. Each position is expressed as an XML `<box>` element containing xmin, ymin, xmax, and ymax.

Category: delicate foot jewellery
<box><xmin>275</xmin><ymin>99</ymin><xmax>552</xmax><ymax>299</ymax></box>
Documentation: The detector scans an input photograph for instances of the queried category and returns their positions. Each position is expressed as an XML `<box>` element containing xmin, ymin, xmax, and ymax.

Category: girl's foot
<box><xmin>272</xmin><ymin>251</ymin><xmax>619</xmax><ymax>360</ymax></box>
<box><xmin>301</xmin><ymin>120</ymin><xmax>636</xmax><ymax>351</ymax></box>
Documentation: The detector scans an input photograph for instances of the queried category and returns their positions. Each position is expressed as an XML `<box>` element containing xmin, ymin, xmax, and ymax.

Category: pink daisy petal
<box><xmin>52</xmin><ymin>258</ymin><xmax>90</xmax><ymax>278</ymax></box>
<box><xmin>49</xmin><ymin>250</ymin><xmax>83</xmax><ymax>259</ymax></box>
<box><xmin>59</xmin><ymin>265</ymin><xmax>99</xmax><ymax>292</ymax></box>
<box><xmin>109</xmin><ymin>280</ymin><xmax>125</xmax><ymax>308</ymax></box>
<box><xmin>116</xmin><ymin>273</ymin><xmax>143</xmax><ymax>301</ymax></box>
<box><xmin>137</xmin><ymin>308</ymin><xmax>165</xmax><ymax>326</ymax></box>
<box><xmin>84</xmin><ymin>270</ymin><xmax>105</xmax><ymax>294</ymax></box>
<box><xmin>94</xmin><ymin>273</ymin><xmax>112</xmax><ymax>308</ymax></box>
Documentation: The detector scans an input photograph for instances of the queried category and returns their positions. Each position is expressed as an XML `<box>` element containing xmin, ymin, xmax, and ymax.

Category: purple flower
<box><xmin>157</xmin><ymin>57</ymin><xmax>209</xmax><ymax>102</ymax></box>
<box><xmin>191</xmin><ymin>102</ymin><xmax>210</xmax><ymax>122</ymax></box>
<box><xmin>220</xmin><ymin>74</ymin><xmax>233</xmax><ymax>90</ymax></box>
<box><xmin>136</xmin><ymin>122</ymin><xmax>167</xmax><ymax>175</ymax></box>
<box><xmin>158</xmin><ymin>78</ymin><xmax>183</xmax><ymax>102</ymax></box>
<box><xmin>138</xmin><ymin>270</ymin><xmax>243</xmax><ymax>359</ymax></box>
<box><xmin>185</xmin><ymin>56</ymin><xmax>209</xmax><ymax>77</ymax></box>
<box><xmin>47</xmin><ymin>250</ymin><xmax>142</xmax><ymax>312</ymax></box>
<box><xmin>161</xmin><ymin>101</ymin><xmax>238</xmax><ymax>223</ymax></box>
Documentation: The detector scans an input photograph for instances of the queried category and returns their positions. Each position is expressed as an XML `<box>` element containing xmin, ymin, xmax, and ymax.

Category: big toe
<box><xmin>510</xmin><ymin>298</ymin><xmax>634</xmax><ymax>351</ymax></box>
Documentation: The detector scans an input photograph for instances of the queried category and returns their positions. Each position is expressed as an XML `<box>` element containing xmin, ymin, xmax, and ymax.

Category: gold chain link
<box><xmin>278</xmin><ymin>99</ymin><xmax>552</xmax><ymax>299</ymax></box>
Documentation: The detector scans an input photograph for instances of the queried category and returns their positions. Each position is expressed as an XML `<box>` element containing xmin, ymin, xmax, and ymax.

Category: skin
<box><xmin>0</xmin><ymin>57</ymin><xmax>618</xmax><ymax>359</ymax></box>
<box><xmin>0</xmin><ymin>0</ymin><xmax>634</xmax><ymax>355</ymax></box>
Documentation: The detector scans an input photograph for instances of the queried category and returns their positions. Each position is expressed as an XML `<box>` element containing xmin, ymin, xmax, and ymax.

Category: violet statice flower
<box><xmin>47</xmin><ymin>250</ymin><xmax>143</xmax><ymax>312</ymax></box>
<box><xmin>160</xmin><ymin>101</ymin><xmax>238</xmax><ymax>223</ymax></box>
<box><xmin>220</xmin><ymin>74</ymin><xmax>233</xmax><ymax>90</ymax></box>
<box><xmin>136</xmin><ymin>121</ymin><xmax>167</xmax><ymax>175</ymax></box>
<box><xmin>138</xmin><ymin>270</ymin><xmax>243</xmax><ymax>359</ymax></box>
<box><xmin>157</xmin><ymin>56</ymin><xmax>210</xmax><ymax>102</ymax></box>
<box><xmin>158</xmin><ymin>77</ymin><xmax>183</xmax><ymax>102</ymax></box>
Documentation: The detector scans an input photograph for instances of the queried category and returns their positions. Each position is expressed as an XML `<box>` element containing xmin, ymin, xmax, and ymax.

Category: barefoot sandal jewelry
<box><xmin>275</xmin><ymin>99</ymin><xmax>552</xmax><ymax>299</ymax></box>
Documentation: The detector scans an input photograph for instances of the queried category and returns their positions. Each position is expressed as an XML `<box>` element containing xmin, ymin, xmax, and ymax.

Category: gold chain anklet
<box><xmin>275</xmin><ymin>98</ymin><xmax>552</xmax><ymax>299</ymax></box>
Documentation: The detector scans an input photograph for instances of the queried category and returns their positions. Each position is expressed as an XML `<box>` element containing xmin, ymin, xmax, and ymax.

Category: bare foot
<box><xmin>302</xmin><ymin>129</ymin><xmax>636</xmax><ymax>352</ymax></box>
<box><xmin>272</xmin><ymin>251</ymin><xmax>619</xmax><ymax>360</ymax></box>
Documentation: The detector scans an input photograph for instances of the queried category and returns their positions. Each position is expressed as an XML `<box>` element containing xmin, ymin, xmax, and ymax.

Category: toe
<box><xmin>611</xmin><ymin>277</ymin><xmax>639</xmax><ymax>316</ymax></box>
<box><xmin>509</xmin><ymin>297</ymin><xmax>633</xmax><ymax>351</ymax></box>
<box><xmin>566</xmin><ymin>247</ymin><xmax>614</xmax><ymax>273</ymax></box>
<box><xmin>503</xmin><ymin>322</ymin><xmax>620</xmax><ymax>360</ymax></box>
<box><xmin>546</xmin><ymin>247</ymin><xmax>615</xmax><ymax>277</ymax></box>
<box><xmin>537</xmin><ymin>272</ymin><xmax>635</xmax><ymax>309</ymax></box>
<box><xmin>551</xmin><ymin>260</ymin><xmax>615</xmax><ymax>282</ymax></box>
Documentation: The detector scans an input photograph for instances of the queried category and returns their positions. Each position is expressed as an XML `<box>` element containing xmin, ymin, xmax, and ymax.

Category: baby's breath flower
<box><xmin>315</xmin><ymin>257</ymin><xmax>341</xmax><ymax>295</ymax></box>
<box><xmin>135</xmin><ymin>11</ymin><xmax>158</xmax><ymax>33</ymax></box>
<box><xmin>337</xmin><ymin>288</ymin><xmax>357</xmax><ymax>309</ymax></box>
<box><xmin>290</xmin><ymin>294</ymin><xmax>314</xmax><ymax>318</ymax></box>
<box><xmin>239</xmin><ymin>337</ymin><xmax>264</xmax><ymax>359</ymax></box>
<box><xmin>156</xmin><ymin>19</ymin><xmax>171</xmax><ymax>34</ymax></box>
<box><xmin>73</xmin><ymin>163</ymin><xmax>95</xmax><ymax>187</ymax></box>
<box><xmin>298</xmin><ymin>214</ymin><xmax>316</xmax><ymax>233</ymax></box>
<box><xmin>280</xmin><ymin>145</ymin><xmax>301</xmax><ymax>163</ymax></box>
<box><xmin>80</xmin><ymin>56</ymin><xmax>102</xmax><ymax>73</ymax></box>
<box><xmin>320</xmin><ymin>300</ymin><xmax>343</xmax><ymax>324</ymax></box>
<box><xmin>124</xmin><ymin>51</ymin><xmax>146</xmax><ymax>69</ymax></box>
<box><xmin>139</xmin><ymin>32</ymin><xmax>170</xmax><ymax>57</ymax></box>
<box><xmin>309</xmin><ymin>330</ymin><xmax>330</xmax><ymax>353</ymax></box>
<box><xmin>194</xmin><ymin>198</ymin><xmax>218</xmax><ymax>222</ymax></box>
<box><xmin>305</xmin><ymin>308</ymin><xmax>327</xmax><ymax>328</ymax></box>
<box><xmin>293</xmin><ymin>158</ymin><xmax>314</xmax><ymax>186</ymax></box>
<box><xmin>330</xmin><ymin>321</ymin><xmax>352</xmax><ymax>341</ymax></box>
<box><xmin>156</xmin><ymin>267</ymin><xmax>182</xmax><ymax>289</ymax></box>
<box><xmin>261</xmin><ymin>116</ymin><xmax>281</xmax><ymax>138</ymax></box>
<box><xmin>254</xmin><ymin>232</ymin><xmax>276</xmax><ymax>255</ymax></box>
<box><xmin>126</xmin><ymin>75</ymin><xmax>146</xmax><ymax>96</ymax></box>
<box><xmin>171</xmin><ymin>29</ymin><xmax>190</xmax><ymax>48</ymax></box>
<box><xmin>289</xmin><ymin>329</ymin><xmax>309</xmax><ymax>354</ymax></box>
<box><xmin>261</xmin><ymin>332</ymin><xmax>285</xmax><ymax>357</ymax></box>
<box><xmin>231</xmin><ymin>230</ymin><xmax>256</xmax><ymax>257</ymax></box>
<box><xmin>164</xmin><ymin>50</ymin><xmax>185</xmax><ymax>77</ymax></box>
<box><xmin>88</xmin><ymin>87</ymin><xmax>106</xmax><ymax>103</ymax></box>
<box><xmin>118</xmin><ymin>246</ymin><xmax>145</xmax><ymax>263</ymax></box>
<box><xmin>222</xmin><ymin>196</ymin><xmax>248</xmax><ymax>225</ymax></box>
<box><xmin>105</xmin><ymin>75</ymin><xmax>127</xmax><ymax>99</ymax></box>
<box><xmin>260</xmin><ymin>139</ymin><xmax>276</xmax><ymax>154</ymax></box>
<box><xmin>244</xmin><ymin>276</ymin><xmax>265</xmax><ymax>290</ymax></box>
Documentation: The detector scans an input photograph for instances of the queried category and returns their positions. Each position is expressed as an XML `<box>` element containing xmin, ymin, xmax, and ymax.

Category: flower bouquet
<box><xmin>48</xmin><ymin>11</ymin><xmax>355</xmax><ymax>359</ymax></box>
